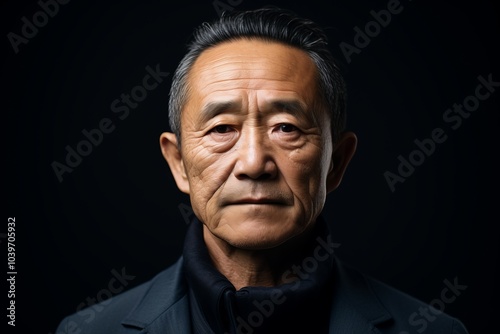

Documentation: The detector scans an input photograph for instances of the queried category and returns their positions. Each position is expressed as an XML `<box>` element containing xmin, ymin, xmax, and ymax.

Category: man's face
<box><xmin>162</xmin><ymin>39</ymin><xmax>351</xmax><ymax>250</ymax></box>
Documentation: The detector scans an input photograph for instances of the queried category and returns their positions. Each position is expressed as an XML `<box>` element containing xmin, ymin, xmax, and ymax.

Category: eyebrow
<box><xmin>198</xmin><ymin>98</ymin><xmax>310</xmax><ymax>122</ymax></box>
<box><xmin>268</xmin><ymin>99</ymin><xmax>308</xmax><ymax>119</ymax></box>
<box><xmin>199</xmin><ymin>101</ymin><xmax>241</xmax><ymax>123</ymax></box>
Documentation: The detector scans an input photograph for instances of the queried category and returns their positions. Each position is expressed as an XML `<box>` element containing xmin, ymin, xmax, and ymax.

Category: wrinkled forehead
<box><xmin>183</xmin><ymin>38</ymin><xmax>327</xmax><ymax>124</ymax></box>
<box><xmin>187</xmin><ymin>38</ymin><xmax>320</xmax><ymax>101</ymax></box>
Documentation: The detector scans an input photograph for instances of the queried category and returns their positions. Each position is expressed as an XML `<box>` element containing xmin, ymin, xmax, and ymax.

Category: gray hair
<box><xmin>168</xmin><ymin>7</ymin><xmax>347</xmax><ymax>146</ymax></box>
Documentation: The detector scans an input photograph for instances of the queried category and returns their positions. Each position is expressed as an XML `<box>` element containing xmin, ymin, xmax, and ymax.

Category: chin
<box><xmin>216</xmin><ymin>218</ymin><xmax>304</xmax><ymax>250</ymax></box>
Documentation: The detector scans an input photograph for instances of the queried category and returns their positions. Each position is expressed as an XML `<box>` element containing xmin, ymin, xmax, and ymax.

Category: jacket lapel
<box><xmin>137</xmin><ymin>294</ymin><xmax>191</xmax><ymax>334</ymax></box>
<box><xmin>121</xmin><ymin>258</ymin><xmax>193</xmax><ymax>334</ymax></box>
<box><xmin>329</xmin><ymin>258</ymin><xmax>392</xmax><ymax>333</ymax></box>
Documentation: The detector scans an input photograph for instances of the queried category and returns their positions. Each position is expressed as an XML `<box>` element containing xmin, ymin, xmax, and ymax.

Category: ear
<box><xmin>326</xmin><ymin>131</ymin><xmax>357</xmax><ymax>193</ymax></box>
<box><xmin>159</xmin><ymin>132</ymin><xmax>190</xmax><ymax>194</ymax></box>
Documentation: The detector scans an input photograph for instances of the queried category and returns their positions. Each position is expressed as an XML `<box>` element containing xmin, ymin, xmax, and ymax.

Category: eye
<box><xmin>211</xmin><ymin>125</ymin><xmax>233</xmax><ymax>133</ymax></box>
<box><xmin>278</xmin><ymin>123</ymin><xmax>298</xmax><ymax>133</ymax></box>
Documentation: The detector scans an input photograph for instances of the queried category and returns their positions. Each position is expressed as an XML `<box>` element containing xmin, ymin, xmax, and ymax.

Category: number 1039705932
<box><xmin>7</xmin><ymin>217</ymin><xmax>16</xmax><ymax>271</ymax></box>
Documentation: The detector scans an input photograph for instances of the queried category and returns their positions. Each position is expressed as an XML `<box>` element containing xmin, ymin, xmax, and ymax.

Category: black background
<box><xmin>3</xmin><ymin>0</ymin><xmax>499</xmax><ymax>333</ymax></box>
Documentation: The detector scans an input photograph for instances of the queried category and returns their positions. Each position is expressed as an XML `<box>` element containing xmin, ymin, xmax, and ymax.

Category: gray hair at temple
<box><xmin>168</xmin><ymin>7</ymin><xmax>347</xmax><ymax>146</ymax></box>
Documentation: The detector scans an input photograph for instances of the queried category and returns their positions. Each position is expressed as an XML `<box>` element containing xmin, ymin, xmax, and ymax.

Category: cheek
<box><xmin>287</xmin><ymin>144</ymin><xmax>326</xmax><ymax>180</ymax></box>
<box><xmin>182</xmin><ymin>142</ymin><xmax>234</xmax><ymax>217</ymax></box>
<box><xmin>285</xmin><ymin>144</ymin><xmax>329</xmax><ymax>204</ymax></box>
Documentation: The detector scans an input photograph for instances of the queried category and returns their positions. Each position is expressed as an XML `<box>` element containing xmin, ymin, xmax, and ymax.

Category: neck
<box><xmin>203</xmin><ymin>225</ymin><xmax>315</xmax><ymax>290</ymax></box>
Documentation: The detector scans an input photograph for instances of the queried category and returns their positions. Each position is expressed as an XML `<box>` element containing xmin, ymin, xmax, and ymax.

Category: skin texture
<box><xmin>160</xmin><ymin>38</ymin><xmax>357</xmax><ymax>289</ymax></box>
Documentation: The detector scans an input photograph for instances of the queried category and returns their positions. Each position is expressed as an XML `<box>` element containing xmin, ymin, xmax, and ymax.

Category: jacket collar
<box><xmin>120</xmin><ymin>257</ymin><xmax>392</xmax><ymax>334</ymax></box>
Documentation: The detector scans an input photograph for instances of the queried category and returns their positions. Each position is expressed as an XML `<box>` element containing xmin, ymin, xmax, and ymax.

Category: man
<box><xmin>57</xmin><ymin>7</ymin><xmax>468</xmax><ymax>334</ymax></box>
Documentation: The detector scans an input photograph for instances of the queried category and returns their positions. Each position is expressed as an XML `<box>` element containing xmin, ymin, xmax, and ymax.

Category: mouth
<box><xmin>229</xmin><ymin>198</ymin><xmax>287</xmax><ymax>205</ymax></box>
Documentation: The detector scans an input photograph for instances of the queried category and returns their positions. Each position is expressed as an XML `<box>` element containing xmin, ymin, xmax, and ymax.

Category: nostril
<box><xmin>235</xmin><ymin>172</ymin><xmax>272</xmax><ymax>181</ymax></box>
<box><xmin>259</xmin><ymin>173</ymin><xmax>272</xmax><ymax>180</ymax></box>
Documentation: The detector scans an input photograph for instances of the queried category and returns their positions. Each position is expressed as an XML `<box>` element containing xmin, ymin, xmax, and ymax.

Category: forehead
<box><xmin>185</xmin><ymin>38</ymin><xmax>320</xmax><ymax>107</ymax></box>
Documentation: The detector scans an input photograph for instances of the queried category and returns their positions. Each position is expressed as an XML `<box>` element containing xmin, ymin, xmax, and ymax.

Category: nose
<box><xmin>233</xmin><ymin>128</ymin><xmax>278</xmax><ymax>180</ymax></box>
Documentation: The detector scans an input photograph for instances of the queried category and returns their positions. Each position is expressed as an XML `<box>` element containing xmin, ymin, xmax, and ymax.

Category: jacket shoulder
<box><xmin>355</xmin><ymin>267</ymin><xmax>469</xmax><ymax>334</ymax></box>
<box><xmin>55</xmin><ymin>260</ymin><xmax>182</xmax><ymax>334</ymax></box>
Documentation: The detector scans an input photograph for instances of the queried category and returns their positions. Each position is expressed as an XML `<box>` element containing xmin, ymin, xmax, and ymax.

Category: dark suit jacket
<box><xmin>56</xmin><ymin>257</ymin><xmax>468</xmax><ymax>333</ymax></box>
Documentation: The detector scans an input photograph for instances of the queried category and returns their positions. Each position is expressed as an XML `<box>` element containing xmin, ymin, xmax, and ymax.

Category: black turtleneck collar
<box><xmin>182</xmin><ymin>216</ymin><xmax>337</xmax><ymax>334</ymax></box>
